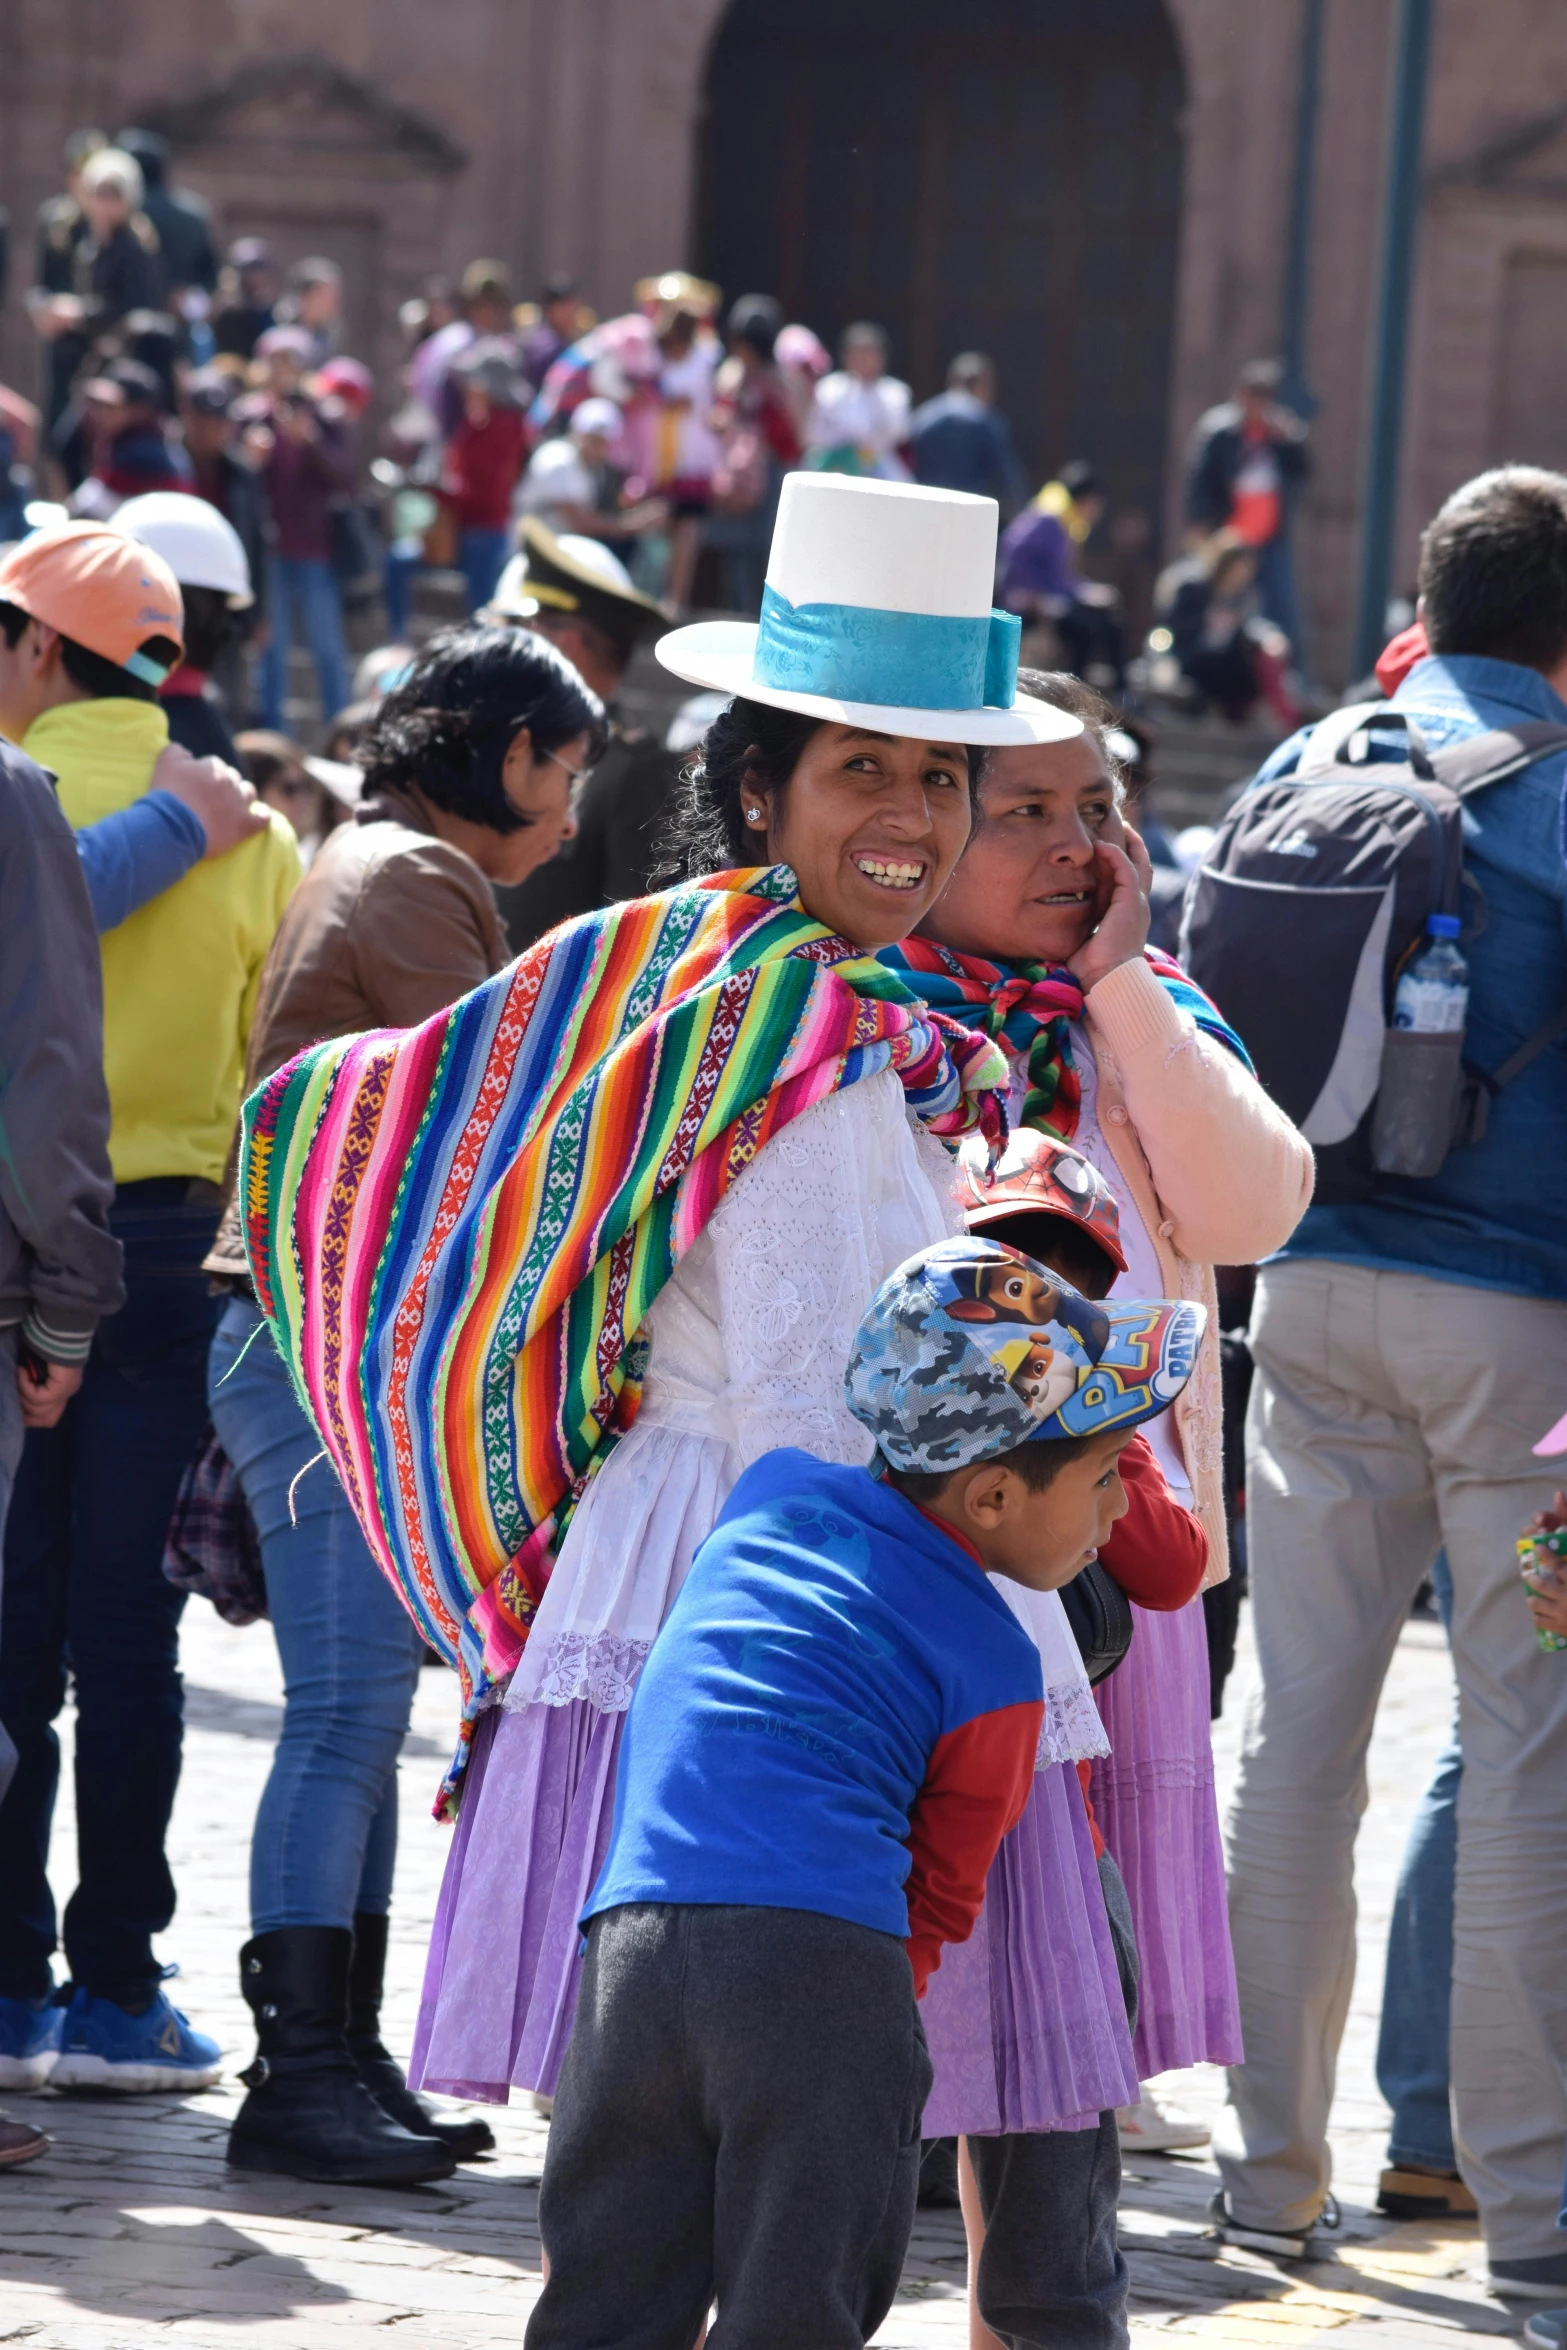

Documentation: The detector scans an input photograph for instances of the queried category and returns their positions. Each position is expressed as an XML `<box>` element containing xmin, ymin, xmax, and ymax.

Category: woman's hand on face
<box><xmin>1068</xmin><ymin>824</ymin><xmax>1152</xmax><ymax>994</ymax></box>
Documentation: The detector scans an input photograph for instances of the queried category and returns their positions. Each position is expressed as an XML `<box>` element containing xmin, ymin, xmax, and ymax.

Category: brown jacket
<box><xmin>206</xmin><ymin>786</ymin><xmax>511</xmax><ymax>1281</ymax></box>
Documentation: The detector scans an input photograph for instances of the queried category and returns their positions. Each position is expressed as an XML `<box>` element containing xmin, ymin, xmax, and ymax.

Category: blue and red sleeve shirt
<box><xmin>583</xmin><ymin>1450</ymin><xmax>1045</xmax><ymax>1996</ymax></box>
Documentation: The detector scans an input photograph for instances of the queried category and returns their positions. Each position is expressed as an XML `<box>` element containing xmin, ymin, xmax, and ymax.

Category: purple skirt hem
<box><xmin>1090</xmin><ymin>1597</ymin><xmax>1242</xmax><ymax>2077</ymax></box>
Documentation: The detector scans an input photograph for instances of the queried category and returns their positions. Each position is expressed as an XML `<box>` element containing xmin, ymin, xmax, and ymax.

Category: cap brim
<box><xmin>1023</xmin><ymin>1297</ymin><xmax>1207</xmax><ymax>1445</ymax></box>
<box><xmin>1535</xmin><ymin>1410</ymin><xmax>1567</xmax><ymax>1457</ymax></box>
<box><xmin>963</xmin><ymin>1197</ymin><xmax>1129</xmax><ymax>1275</ymax></box>
<box><xmin>518</xmin><ymin>516</ymin><xmax>667</xmax><ymax>630</ymax></box>
<box><xmin>303</xmin><ymin>755</ymin><xmax>362</xmax><ymax>809</ymax></box>
<box><xmin>655</xmin><ymin>620</ymin><xmax>1084</xmax><ymax>747</ymax></box>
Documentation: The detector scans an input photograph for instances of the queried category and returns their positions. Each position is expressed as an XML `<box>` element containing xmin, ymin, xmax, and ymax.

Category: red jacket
<box><xmin>1077</xmin><ymin>1432</ymin><xmax>1208</xmax><ymax>1854</ymax></box>
<box><xmin>443</xmin><ymin>407</ymin><xmax>528</xmax><ymax>532</ymax></box>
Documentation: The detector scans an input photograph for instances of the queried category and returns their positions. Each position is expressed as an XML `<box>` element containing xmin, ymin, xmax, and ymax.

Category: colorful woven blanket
<box><xmin>240</xmin><ymin>865</ymin><xmax>1005</xmax><ymax>1807</ymax></box>
<box><xmin>877</xmin><ymin>940</ymin><xmax>1250</xmax><ymax>1138</ymax></box>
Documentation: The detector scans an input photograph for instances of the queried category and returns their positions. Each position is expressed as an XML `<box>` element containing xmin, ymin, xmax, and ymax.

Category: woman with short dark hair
<box><xmin>205</xmin><ymin>624</ymin><xmax>601</xmax><ymax>2187</ymax></box>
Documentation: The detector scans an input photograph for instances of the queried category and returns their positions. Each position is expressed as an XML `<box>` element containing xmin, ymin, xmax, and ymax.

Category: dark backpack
<box><xmin>1179</xmin><ymin>703</ymin><xmax>1567</xmax><ymax>1203</ymax></box>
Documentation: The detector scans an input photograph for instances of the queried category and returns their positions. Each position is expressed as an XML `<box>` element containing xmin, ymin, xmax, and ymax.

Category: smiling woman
<box><xmin>660</xmin><ymin>697</ymin><xmax>979</xmax><ymax>948</ymax></box>
<box><xmin>383</xmin><ymin>476</ymin><xmax>1094</xmax><ymax>2132</ymax></box>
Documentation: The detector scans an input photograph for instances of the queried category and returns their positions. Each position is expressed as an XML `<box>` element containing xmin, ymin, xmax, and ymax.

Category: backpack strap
<box><xmin>1427</xmin><ymin>723</ymin><xmax>1567</xmax><ymax>799</ymax></box>
<box><xmin>1455</xmin><ymin>994</ymin><xmax>1567</xmax><ymax>1148</ymax></box>
<box><xmin>1295</xmin><ymin>702</ymin><xmax>1436</xmax><ymax>781</ymax></box>
<box><xmin>1487</xmin><ymin>998</ymin><xmax>1567</xmax><ymax>1094</ymax></box>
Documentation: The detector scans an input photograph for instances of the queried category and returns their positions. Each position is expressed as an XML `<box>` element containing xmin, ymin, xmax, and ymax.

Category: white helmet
<box><xmin>112</xmin><ymin>491</ymin><xmax>254</xmax><ymax>607</ymax></box>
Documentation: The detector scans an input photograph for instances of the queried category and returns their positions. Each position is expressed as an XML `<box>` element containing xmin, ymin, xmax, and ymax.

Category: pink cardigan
<box><xmin>1082</xmin><ymin>956</ymin><xmax>1315</xmax><ymax>1586</ymax></box>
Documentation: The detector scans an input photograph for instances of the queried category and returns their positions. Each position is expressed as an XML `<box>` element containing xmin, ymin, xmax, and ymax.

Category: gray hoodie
<box><xmin>0</xmin><ymin>737</ymin><xmax>124</xmax><ymax>1359</ymax></box>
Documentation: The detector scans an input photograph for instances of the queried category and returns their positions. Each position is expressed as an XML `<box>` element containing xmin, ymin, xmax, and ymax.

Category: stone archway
<box><xmin>696</xmin><ymin>0</ymin><xmax>1185</xmax><ymax>530</ymax></box>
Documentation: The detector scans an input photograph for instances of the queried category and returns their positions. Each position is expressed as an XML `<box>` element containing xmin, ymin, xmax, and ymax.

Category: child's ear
<box><xmin>961</xmin><ymin>1463</ymin><xmax>1010</xmax><ymax>1528</ymax></box>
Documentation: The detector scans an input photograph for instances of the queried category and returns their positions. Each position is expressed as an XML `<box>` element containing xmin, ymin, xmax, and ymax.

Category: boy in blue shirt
<box><xmin>527</xmin><ymin>1235</ymin><xmax>1202</xmax><ymax>2350</ymax></box>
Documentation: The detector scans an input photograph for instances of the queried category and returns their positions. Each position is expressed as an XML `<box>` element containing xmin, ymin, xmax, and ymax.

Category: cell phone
<box><xmin>16</xmin><ymin>1336</ymin><xmax>50</xmax><ymax>1389</ymax></box>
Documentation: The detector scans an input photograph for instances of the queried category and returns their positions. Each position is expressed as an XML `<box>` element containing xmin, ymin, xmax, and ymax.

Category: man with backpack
<box><xmin>1189</xmin><ymin>468</ymin><xmax>1567</xmax><ymax>2293</ymax></box>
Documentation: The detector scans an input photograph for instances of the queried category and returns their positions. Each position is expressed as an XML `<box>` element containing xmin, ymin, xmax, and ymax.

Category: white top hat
<box><xmin>111</xmin><ymin>490</ymin><xmax>254</xmax><ymax>608</ymax></box>
<box><xmin>655</xmin><ymin>474</ymin><xmax>1079</xmax><ymax>745</ymax></box>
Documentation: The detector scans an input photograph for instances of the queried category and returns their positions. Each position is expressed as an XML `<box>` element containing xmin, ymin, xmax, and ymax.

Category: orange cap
<box><xmin>0</xmin><ymin>520</ymin><xmax>184</xmax><ymax>682</ymax></box>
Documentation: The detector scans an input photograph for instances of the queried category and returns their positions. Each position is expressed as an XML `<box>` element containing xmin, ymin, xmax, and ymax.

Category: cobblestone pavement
<box><xmin>0</xmin><ymin>1598</ymin><xmax>1525</xmax><ymax>2348</ymax></box>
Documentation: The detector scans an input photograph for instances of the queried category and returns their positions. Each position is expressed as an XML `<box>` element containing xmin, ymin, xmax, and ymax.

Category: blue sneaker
<box><xmin>52</xmin><ymin>1987</ymin><xmax>222</xmax><ymax>2093</ymax></box>
<box><xmin>0</xmin><ymin>1995</ymin><xmax>64</xmax><ymax>2089</ymax></box>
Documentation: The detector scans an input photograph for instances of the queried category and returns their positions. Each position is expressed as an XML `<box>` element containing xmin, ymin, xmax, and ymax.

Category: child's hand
<box><xmin>1527</xmin><ymin>1487</ymin><xmax>1567</xmax><ymax>1537</ymax></box>
<box><xmin>1527</xmin><ymin>1570</ymin><xmax>1567</xmax><ymax>1637</ymax></box>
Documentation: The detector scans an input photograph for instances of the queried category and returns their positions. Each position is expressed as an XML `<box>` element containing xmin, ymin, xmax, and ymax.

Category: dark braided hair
<box><xmin>358</xmin><ymin>624</ymin><xmax>606</xmax><ymax>835</ymax></box>
<box><xmin>657</xmin><ymin>696</ymin><xmax>987</xmax><ymax>880</ymax></box>
<box><xmin>657</xmin><ymin>697</ymin><xmax>824</xmax><ymax>877</ymax></box>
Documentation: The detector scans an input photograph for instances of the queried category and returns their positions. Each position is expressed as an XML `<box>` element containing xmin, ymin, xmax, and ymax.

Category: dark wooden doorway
<box><xmin>697</xmin><ymin>0</ymin><xmax>1185</xmax><ymax>542</ymax></box>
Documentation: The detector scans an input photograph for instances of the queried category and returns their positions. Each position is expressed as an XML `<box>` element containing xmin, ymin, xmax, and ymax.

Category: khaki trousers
<box><xmin>1215</xmin><ymin>1259</ymin><xmax>1567</xmax><ymax>2258</ymax></box>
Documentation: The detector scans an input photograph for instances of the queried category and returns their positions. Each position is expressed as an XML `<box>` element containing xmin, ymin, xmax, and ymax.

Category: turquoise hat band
<box><xmin>752</xmin><ymin>583</ymin><xmax>1021</xmax><ymax>713</ymax></box>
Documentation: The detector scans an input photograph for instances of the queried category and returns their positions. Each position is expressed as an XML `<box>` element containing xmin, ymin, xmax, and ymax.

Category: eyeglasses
<box><xmin>543</xmin><ymin>750</ymin><xmax>591</xmax><ymax>786</ymax></box>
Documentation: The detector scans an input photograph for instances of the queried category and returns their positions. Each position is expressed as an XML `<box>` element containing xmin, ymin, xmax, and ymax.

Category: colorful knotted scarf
<box><xmin>240</xmin><ymin>865</ymin><xmax>1005</xmax><ymax>1809</ymax></box>
<box><xmin>876</xmin><ymin>939</ymin><xmax>1250</xmax><ymax>1138</ymax></box>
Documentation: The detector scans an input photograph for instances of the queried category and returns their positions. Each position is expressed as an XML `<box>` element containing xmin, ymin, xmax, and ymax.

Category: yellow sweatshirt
<box><xmin>28</xmin><ymin>698</ymin><xmax>301</xmax><ymax>1186</ymax></box>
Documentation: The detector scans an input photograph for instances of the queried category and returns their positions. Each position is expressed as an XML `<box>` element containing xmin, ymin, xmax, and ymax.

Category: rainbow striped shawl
<box><xmin>240</xmin><ymin>864</ymin><xmax>1005</xmax><ymax>1808</ymax></box>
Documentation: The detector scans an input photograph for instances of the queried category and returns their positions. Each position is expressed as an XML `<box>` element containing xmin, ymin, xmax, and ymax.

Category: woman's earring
<box><xmin>746</xmin><ymin>806</ymin><xmax>763</xmax><ymax>824</ymax></box>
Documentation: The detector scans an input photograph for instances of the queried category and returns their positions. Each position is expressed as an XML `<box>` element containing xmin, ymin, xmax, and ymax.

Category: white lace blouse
<box><xmin>503</xmin><ymin>1066</ymin><xmax>1106</xmax><ymax>1766</ymax></box>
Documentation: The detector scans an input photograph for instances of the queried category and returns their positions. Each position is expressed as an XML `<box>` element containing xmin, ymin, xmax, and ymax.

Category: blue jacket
<box><xmin>908</xmin><ymin>391</ymin><xmax>1026</xmax><ymax>511</ymax></box>
<box><xmin>585</xmin><ymin>1450</ymin><xmax>1044</xmax><ymax>1995</ymax></box>
<box><xmin>1257</xmin><ymin>654</ymin><xmax>1567</xmax><ymax>1298</ymax></box>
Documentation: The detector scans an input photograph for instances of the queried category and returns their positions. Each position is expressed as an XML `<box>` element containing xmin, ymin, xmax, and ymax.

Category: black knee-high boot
<box><xmin>347</xmin><ymin>1912</ymin><xmax>495</xmax><ymax>2162</ymax></box>
<box><xmin>229</xmin><ymin>1927</ymin><xmax>455</xmax><ymax>2185</ymax></box>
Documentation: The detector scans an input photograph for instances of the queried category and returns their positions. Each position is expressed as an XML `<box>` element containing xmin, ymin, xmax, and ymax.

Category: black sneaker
<box><xmin>1208</xmin><ymin>2188</ymin><xmax>1338</xmax><ymax>2261</ymax></box>
<box><xmin>1491</xmin><ymin>2257</ymin><xmax>1567</xmax><ymax>2302</ymax></box>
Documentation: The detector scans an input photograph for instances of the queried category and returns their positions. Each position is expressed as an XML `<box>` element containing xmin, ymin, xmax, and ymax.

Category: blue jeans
<box><xmin>1253</xmin><ymin>532</ymin><xmax>1304</xmax><ymax>667</ymax></box>
<box><xmin>207</xmin><ymin>1297</ymin><xmax>423</xmax><ymax>1933</ymax></box>
<box><xmin>459</xmin><ymin>526</ymin><xmax>510</xmax><ymax>616</ymax></box>
<box><xmin>0</xmin><ymin>1332</ymin><xmax>22</xmax><ymax>1807</ymax></box>
<box><xmin>260</xmin><ymin>554</ymin><xmax>349</xmax><ymax>732</ymax></box>
<box><xmin>384</xmin><ymin>546</ymin><xmax>422</xmax><ymax>640</ymax></box>
<box><xmin>0</xmin><ymin>1184</ymin><xmax>218</xmax><ymax>2004</ymax></box>
<box><xmin>1376</xmin><ymin>1549</ymin><xmax>1459</xmax><ymax>2171</ymax></box>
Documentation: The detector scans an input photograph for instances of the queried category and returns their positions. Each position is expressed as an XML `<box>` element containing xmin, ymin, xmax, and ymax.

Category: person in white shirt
<box><xmin>806</xmin><ymin>321</ymin><xmax>912</xmax><ymax>480</ymax></box>
<box><xmin>516</xmin><ymin>398</ymin><xmax>666</xmax><ymax>551</ymax></box>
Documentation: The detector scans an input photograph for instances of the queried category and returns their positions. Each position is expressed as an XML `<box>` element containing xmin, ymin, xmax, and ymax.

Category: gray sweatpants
<box><xmin>527</xmin><ymin>1902</ymin><xmax>933</xmax><ymax>2350</ymax></box>
<box><xmin>1217</xmin><ymin>1260</ymin><xmax>1567</xmax><ymax>2258</ymax></box>
<box><xmin>965</xmin><ymin>1850</ymin><xmax>1139</xmax><ymax>2350</ymax></box>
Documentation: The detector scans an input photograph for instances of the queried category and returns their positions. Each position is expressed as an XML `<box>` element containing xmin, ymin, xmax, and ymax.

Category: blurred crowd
<box><xmin>3</xmin><ymin>120</ymin><xmax>1567</xmax><ymax>2350</ymax></box>
<box><xmin>2</xmin><ymin>127</ymin><xmax>1319</xmax><ymax>760</ymax></box>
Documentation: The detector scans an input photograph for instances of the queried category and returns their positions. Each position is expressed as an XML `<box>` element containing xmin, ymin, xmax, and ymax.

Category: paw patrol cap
<box><xmin>846</xmin><ymin>1235</ymin><xmax>1205</xmax><ymax>1475</ymax></box>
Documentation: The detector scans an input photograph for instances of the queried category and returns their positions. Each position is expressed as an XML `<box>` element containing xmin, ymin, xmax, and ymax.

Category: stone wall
<box><xmin>3</xmin><ymin>0</ymin><xmax>1565</xmax><ymax>684</ymax></box>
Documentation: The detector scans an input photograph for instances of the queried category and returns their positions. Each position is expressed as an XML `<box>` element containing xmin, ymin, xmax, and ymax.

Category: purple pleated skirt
<box><xmin>410</xmin><ymin>1697</ymin><xmax>624</xmax><ymax>2102</ymax></box>
<box><xmin>413</xmin><ymin>1694</ymin><xmax>1145</xmax><ymax>2129</ymax></box>
<box><xmin>919</xmin><ymin>1759</ymin><xmax>1140</xmax><ymax>2136</ymax></box>
<box><xmin>1089</xmin><ymin>1595</ymin><xmax>1242</xmax><ymax>2076</ymax></box>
